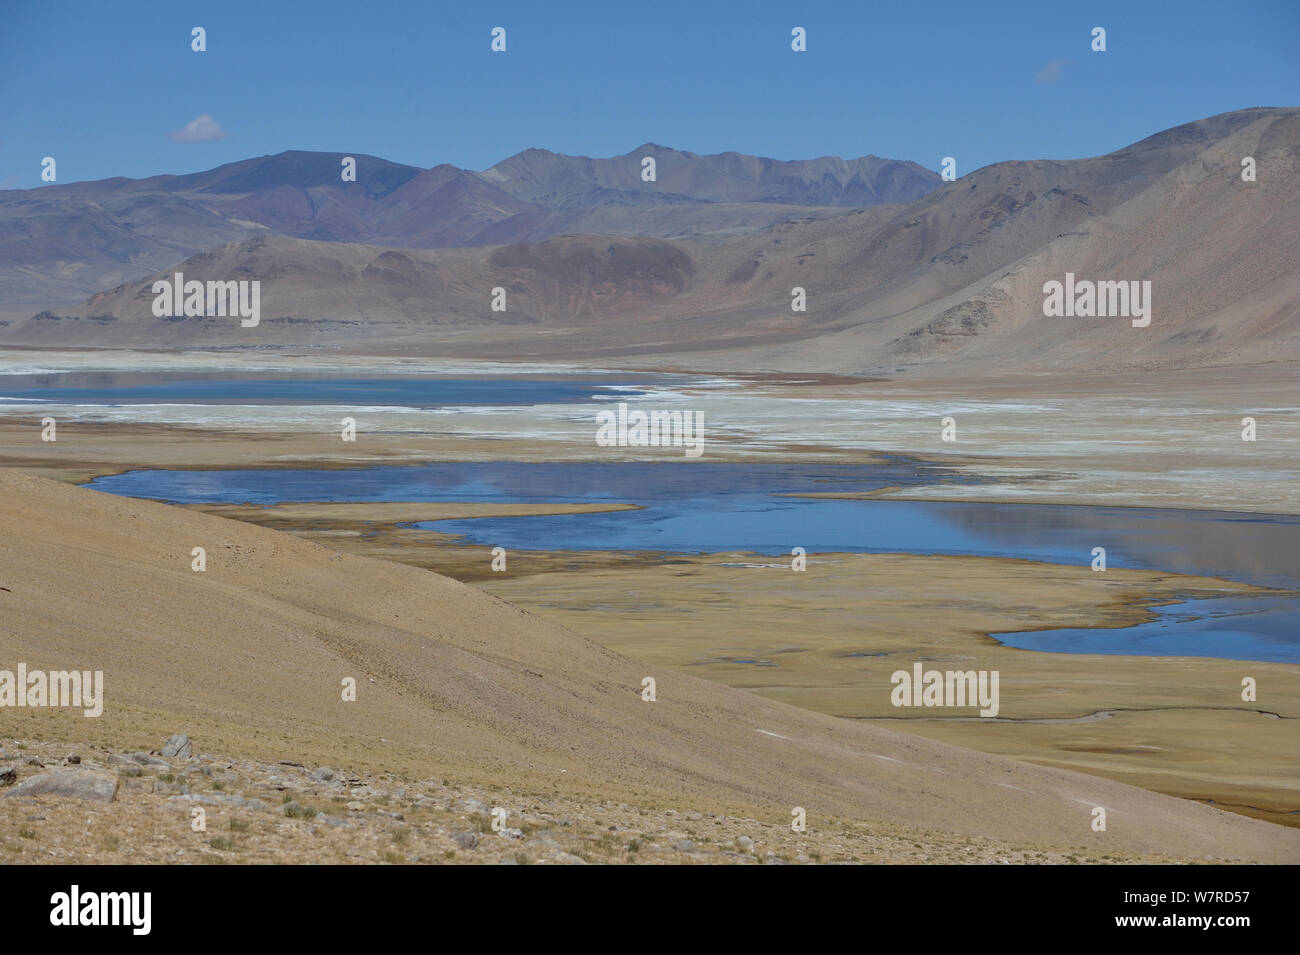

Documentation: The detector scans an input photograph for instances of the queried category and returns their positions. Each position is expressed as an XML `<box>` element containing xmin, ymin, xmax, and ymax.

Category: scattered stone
<box><xmin>168</xmin><ymin>793</ymin><xmax>236</xmax><ymax>807</ymax></box>
<box><xmin>109</xmin><ymin>753</ymin><xmax>167</xmax><ymax>770</ymax></box>
<box><xmin>161</xmin><ymin>735</ymin><xmax>192</xmax><ymax>759</ymax></box>
<box><xmin>451</xmin><ymin>831</ymin><xmax>480</xmax><ymax>850</ymax></box>
<box><xmin>4</xmin><ymin>771</ymin><xmax>118</xmax><ymax>803</ymax></box>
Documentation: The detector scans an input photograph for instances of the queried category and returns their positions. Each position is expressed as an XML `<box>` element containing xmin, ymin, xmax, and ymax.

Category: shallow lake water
<box><xmin>86</xmin><ymin>461</ymin><xmax>1300</xmax><ymax>663</ymax></box>
<box><xmin>0</xmin><ymin>370</ymin><xmax>669</xmax><ymax>408</ymax></box>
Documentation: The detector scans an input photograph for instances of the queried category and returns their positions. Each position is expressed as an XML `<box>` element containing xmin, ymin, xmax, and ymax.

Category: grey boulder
<box><xmin>4</xmin><ymin>770</ymin><xmax>118</xmax><ymax>802</ymax></box>
<box><xmin>161</xmin><ymin>735</ymin><xmax>192</xmax><ymax>759</ymax></box>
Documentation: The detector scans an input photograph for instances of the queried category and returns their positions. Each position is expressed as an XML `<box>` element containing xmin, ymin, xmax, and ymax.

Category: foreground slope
<box><xmin>0</xmin><ymin>469</ymin><xmax>1295</xmax><ymax>862</ymax></box>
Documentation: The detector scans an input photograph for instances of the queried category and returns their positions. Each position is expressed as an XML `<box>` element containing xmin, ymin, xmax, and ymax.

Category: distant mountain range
<box><xmin>0</xmin><ymin>144</ymin><xmax>937</xmax><ymax>306</ymax></box>
<box><xmin>4</xmin><ymin>108</ymin><xmax>1297</xmax><ymax>376</ymax></box>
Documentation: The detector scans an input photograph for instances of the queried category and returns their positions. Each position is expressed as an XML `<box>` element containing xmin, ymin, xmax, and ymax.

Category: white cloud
<box><xmin>168</xmin><ymin>113</ymin><xmax>228</xmax><ymax>143</ymax></box>
<box><xmin>1035</xmin><ymin>59</ymin><xmax>1067</xmax><ymax>83</ymax></box>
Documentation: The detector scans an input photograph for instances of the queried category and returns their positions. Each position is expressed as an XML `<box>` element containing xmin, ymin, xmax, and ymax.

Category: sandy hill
<box><xmin>9</xmin><ymin>108</ymin><xmax>1296</xmax><ymax>375</ymax></box>
<box><xmin>0</xmin><ymin>468</ymin><xmax>1295</xmax><ymax>862</ymax></box>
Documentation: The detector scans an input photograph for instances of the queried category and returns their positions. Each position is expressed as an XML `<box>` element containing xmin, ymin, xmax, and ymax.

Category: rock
<box><xmin>66</xmin><ymin>755</ymin><xmax>81</xmax><ymax>765</ymax></box>
<box><xmin>161</xmin><ymin>735</ymin><xmax>192</xmax><ymax>759</ymax></box>
<box><xmin>736</xmin><ymin>835</ymin><xmax>755</xmax><ymax>853</ymax></box>
<box><xmin>152</xmin><ymin>780</ymin><xmax>189</xmax><ymax>795</ymax></box>
<box><xmin>346</xmin><ymin>801</ymin><xmax>365</xmax><ymax>812</ymax></box>
<box><xmin>311</xmin><ymin>767</ymin><xmax>337</xmax><ymax>783</ymax></box>
<box><xmin>554</xmin><ymin>852</ymin><xmax>587</xmax><ymax>864</ymax></box>
<box><xmin>109</xmin><ymin>753</ymin><xmax>167</xmax><ymax>770</ymax></box>
<box><xmin>4</xmin><ymin>770</ymin><xmax>118</xmax><ymax>803</ymax></box>
<box><xmin>454</xmin><ymin>797</ymin><xmax>487</xmax><ymax>815</ymax></box>
<box><xmin>0</xmin><ymin>766</ymin><xmax>15</xmax><ymax>786</ymax></box>
<box><xmin>673</xmin><ymin>839</ymin><xmax>694</xmax><ymax>852</ymax></box>
<box><xmin>499</xmin><ymin>827</ymin><xmax>524</xmax><ymax>840</ymax></box>
<box><xmin>451</xmin><ymin>831</ymin><xmax>480</xmax><ymax>850</ymax></box>
<box><xmin>168</xmin><ymin>793</ymin><xmax>238</xmax><ymax>807</ymax></box>
<box><xmin>316</xmin><ymin>813</ymin><xmax>352</xmax><ymax>828</ymax></box>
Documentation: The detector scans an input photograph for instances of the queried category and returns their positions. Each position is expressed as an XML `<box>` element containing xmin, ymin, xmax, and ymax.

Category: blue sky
<box><xmin>1</xmin><ymin>0</ymin><xmax>1296</xmax><ymax>188</ymax></box>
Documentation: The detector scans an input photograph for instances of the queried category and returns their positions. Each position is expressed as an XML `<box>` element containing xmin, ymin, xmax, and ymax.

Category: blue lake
<box><xmin>85</xmin><ymin>461</ymin><xmax>1300</xmax><ymax>663</ymax></box>
<box><xmin>0</xmin><ymin>372</ymin><xmax>667</xmax><ymax>407</ymax></box>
